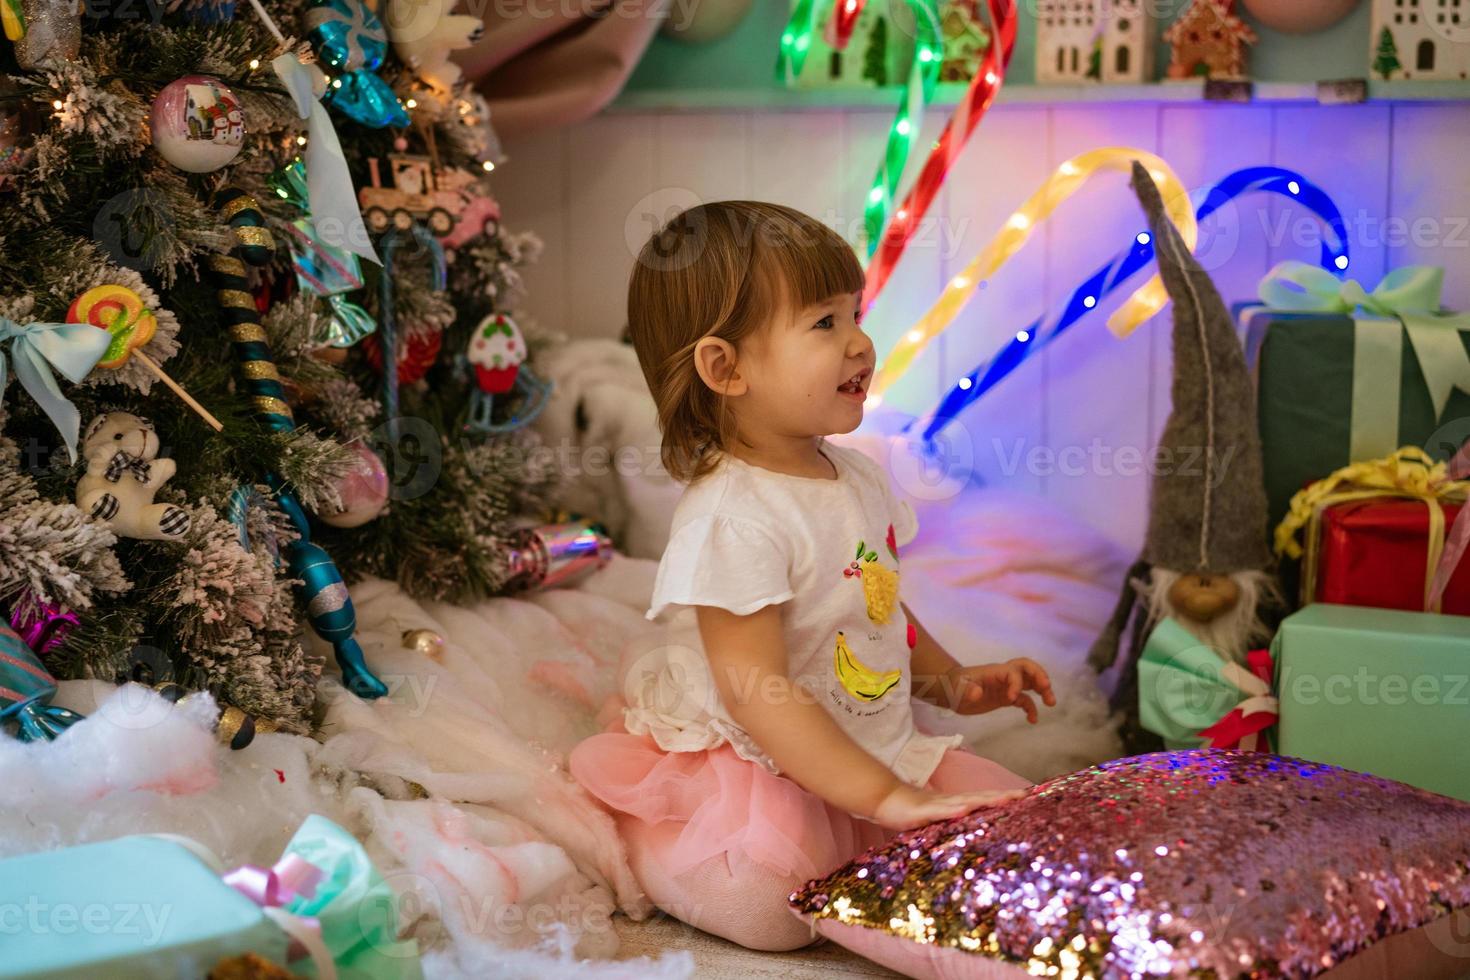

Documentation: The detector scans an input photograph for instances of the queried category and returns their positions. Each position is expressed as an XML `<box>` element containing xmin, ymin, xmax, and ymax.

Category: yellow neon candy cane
<box><xmin>869</xmin><ymin>147</ymin><xmax>1197</xmax><ymax>400</ymax></box>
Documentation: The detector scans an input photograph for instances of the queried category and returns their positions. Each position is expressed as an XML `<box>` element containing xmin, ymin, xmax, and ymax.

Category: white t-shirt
<box><xmin>622</xmin><ymin>439</ymin><xmax>962</xmax><ymax>789</ymax></box>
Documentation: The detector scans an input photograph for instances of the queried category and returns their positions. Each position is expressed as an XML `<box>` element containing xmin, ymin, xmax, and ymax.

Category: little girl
<box><xmin>568</xmin><ymin>201</ymin><xmax>1055</xmax><ymax>952</ymax></box>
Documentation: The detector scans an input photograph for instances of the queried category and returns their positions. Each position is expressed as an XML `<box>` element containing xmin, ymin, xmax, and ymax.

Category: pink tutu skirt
<box><xmin>568</xmin><ymin>728</ymin><xmax>1033</xmax><ymax>885</ymax></box>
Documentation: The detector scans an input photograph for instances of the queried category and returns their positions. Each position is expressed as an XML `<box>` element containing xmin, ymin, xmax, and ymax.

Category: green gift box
<box><xmin>1241</xmin><ymin>262</ymin><xmax>1470</xmax><ymax>533</ymax></box>
<box><xmin>1273</xmin><ymin>602</ymin><xmax>1470</xmax><ymax>803</ymax></box>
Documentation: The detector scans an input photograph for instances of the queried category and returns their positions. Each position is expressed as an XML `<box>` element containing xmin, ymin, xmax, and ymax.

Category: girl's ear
<box><xmin>693</xmin><ymin>337</ymin><xmax>748</xmax><ymax>397</ymax></box>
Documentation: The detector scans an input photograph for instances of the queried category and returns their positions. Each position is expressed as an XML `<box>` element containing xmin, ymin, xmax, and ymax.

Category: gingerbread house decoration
<box><xmin>939</xmin><ymin>0</ymin><xmax>991</xmax><ymax>82</ymax></box>
<box><xmin>1369</xmin><ymin>0</ymin><xmax>1470</xmax><ymax>81</ymax></box>
<box><xmin>1035</xmin><ymin>0</ymin><xmax>1153</xmax><ymax>85</ymax></box>
<box><xmin>1164</xmin><ymin>0</ymin><xmax>1257</xmax><ymax>80</ymax></box>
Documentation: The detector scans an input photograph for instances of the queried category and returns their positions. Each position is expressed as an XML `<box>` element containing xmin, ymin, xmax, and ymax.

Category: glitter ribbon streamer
<box><xmin>870</xmin><ymin>147</ymin><xmax>1193</xmax><ymax>401</ymax></box>
<box><xmin>914</xmin><ymin>165</ymin><xmax>1350</xmax><ymax>442</ymax></box>
<box><xmin>862</xmin><ymin>0</ymin><xmax>1016</xmax><ymax>310</ymax></box>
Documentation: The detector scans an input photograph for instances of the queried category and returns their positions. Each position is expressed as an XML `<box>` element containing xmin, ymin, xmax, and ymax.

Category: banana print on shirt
<box><xmin>833</xmin><ymin>630</ymin><xmax>901</xmax><ymax>701</ymax></box>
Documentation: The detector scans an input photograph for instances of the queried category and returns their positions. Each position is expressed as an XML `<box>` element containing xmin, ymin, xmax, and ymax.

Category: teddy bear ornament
<box><xmin>76</xmin><ymin>412</ymin><xmax>192</xmax><ymax>541</ymax></box>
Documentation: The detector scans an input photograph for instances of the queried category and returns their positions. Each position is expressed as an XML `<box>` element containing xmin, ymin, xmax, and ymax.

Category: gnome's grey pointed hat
<box><xmin>1085</xmin><ymin>164</ymin><xmax>1271</xmax><ymax>673</ymax></box>
<box><xmin>1130</xmin><ymin>160</ymin><xmax>1270</xmax><ymax>575</ymax></box>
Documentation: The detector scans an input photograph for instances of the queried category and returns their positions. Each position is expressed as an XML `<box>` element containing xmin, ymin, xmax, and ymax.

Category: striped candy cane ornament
<box><xmin>210</xmin><ymin>189</ymin><xmax>388</xmax><ymax>699</ymax></box>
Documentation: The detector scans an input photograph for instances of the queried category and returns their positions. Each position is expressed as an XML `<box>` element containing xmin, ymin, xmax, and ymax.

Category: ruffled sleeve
<box><xmin>647</xmin><ymin>514</ymin><xmax>794</xmax><ymax>620</ymax></box>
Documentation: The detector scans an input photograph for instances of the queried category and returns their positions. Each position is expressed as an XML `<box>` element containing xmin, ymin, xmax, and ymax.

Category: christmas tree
<box><xmin>1373</xmin><ymin>26</ymin><xmax>1402</xmax><ymax>80</ymax></box>
<box><xmin>862</xmin><ymin>14</ymin><xmax>889</xmax><ymax>87</ymax></box>
<box><xmin>0</xmin><ymin>0</ymin><xmax>562</xmax><ymax>733</ymax></box>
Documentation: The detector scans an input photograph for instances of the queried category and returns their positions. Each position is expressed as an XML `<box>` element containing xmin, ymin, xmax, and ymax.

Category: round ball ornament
<box><xmin>362</xmin><ymin>329</ymin><xmax>442</xmax><ymax>384</ymax></box>
<box><xmin>318</xmin><ymin>441</ymin><xmax>389</xmax><ymax>528</ymax></box>
<box><xmin>1239</xmin><ymin>0</ymin><xmax>1358</xmax><ymax>33</ymax></box>
<box><xmin>468</xmin><ymin>313</ymin><xmax>526</xmax><ymax>395</ymax></box>
<box><xmin>305</xmin><ymin>0</ymin><xmax>389</xmax><ymax>72</ymax></box>
<box><xmin>149</xmin><ymin>75</ymin><xmax>245</xmax><ymax>173</ymax></box>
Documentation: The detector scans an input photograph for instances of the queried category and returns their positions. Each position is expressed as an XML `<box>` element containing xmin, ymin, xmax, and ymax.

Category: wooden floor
<box><xmin>613</xmin><ymin>912</ymin><xmax>904</xmax><ymax>979</ymax></box>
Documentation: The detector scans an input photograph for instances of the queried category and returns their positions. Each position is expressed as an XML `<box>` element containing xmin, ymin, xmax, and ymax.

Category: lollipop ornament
<box><xmin>67</xmin><ymin>285</ymin><xmax>224</xmax><ymax>431</ymax></box>
<box><xmin>0</xmin><ymin>618</ymin><xmax>83</xmax><ymax>742</ymax></box>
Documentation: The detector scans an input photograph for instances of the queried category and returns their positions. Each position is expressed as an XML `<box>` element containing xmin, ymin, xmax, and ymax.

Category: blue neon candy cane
<box><xmin>911</xmin><ymin>166</ymin><xmax>1350</xmax><ymax>444</ymax></box>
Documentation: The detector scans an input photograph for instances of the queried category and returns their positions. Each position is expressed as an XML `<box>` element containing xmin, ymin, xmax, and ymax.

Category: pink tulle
<box><xmin>568</xmin><ymin>729</ymin><xmax>1033</xmax><ymax>884</ymax></box>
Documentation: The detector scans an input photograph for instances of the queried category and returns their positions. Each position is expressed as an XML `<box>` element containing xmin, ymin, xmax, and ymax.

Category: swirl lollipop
<box><xmin>68</xmin><ymin>285</ymin><xmax>223</xmax><ymax>431</ymax></box>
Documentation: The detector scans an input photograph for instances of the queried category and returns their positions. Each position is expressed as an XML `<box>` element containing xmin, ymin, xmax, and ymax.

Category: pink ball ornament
<box><xmin>318</xmin><ymin>441</ymin><xmax>389</xmax><ymax>528</ymax></box>
<box><xmin>150</xmin><ymin>75</ymin><xmax>245</xmax><ymax>173</ymax></box>
<box><xmin>1239</xmin><ymin>0</ymin><xmax>1358</xmax><ymax>34</ymax></box>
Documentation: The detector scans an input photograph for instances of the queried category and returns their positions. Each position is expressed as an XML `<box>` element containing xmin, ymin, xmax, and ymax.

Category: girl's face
<box><xmin>741</xmin><ymin>289</ymin><xmax>875</xmax><ymax>439</ymax></box>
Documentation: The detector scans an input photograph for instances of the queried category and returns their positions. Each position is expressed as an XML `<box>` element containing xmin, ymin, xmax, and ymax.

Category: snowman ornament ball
<box><xmin>150</xmin><ymin>75</ymin><xmax>245</xmax><ymax>173</ymax></box>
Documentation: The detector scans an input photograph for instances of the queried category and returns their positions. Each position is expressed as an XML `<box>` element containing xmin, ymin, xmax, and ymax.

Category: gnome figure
<box><xmin>1088</xmin><ymin>162</ymin><xmax>1280</xmax><ymax>754</ymax></box>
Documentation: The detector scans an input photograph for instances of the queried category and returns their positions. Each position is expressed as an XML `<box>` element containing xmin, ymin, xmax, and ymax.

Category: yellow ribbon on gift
<box><xmin>869</xmin><ymin>147</ymin><xmax>1195</xmax><ymax>400</ymax></box>
<box><xmin>1273</xmin><ymin>446</ymin><xmax>1470</xmax><ymax>612</ymax></box>
<box><xmin>1259</xmin><ymin>262</ymin><xmax>1470</xmax><ymax>462</ymax></box>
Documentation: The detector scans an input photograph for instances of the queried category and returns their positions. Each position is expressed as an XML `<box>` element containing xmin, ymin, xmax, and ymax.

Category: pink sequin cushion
<box><xmin>789</xmin><ymin>750</ymin><xmax>1470</xmax><ymax>979</ymax></box>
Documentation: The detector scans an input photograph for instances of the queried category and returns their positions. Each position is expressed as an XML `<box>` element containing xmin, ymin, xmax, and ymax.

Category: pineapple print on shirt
<box><xmin>841</xmin><ymin>523</ymin><xmax>901</xmax><ymax>625</ymax></box>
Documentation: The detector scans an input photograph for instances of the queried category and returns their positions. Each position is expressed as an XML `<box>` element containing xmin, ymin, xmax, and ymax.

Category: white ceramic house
<box><xmin>1036</xmin><ymin>0</ymin><xmax>1153</xmax><ymax>84</ymax></box>
<box><xmin>1370</xmin><ymin>0</ymin><xmax>1470</xmax><ymax>80</ymax></box>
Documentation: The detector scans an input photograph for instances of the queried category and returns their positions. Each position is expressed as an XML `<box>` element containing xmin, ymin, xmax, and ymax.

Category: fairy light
<box><xmin>405</xmin><ymin>98</ymin><xmax>418</xmax><ymax>109</ymax></box>
<box><xmin>51</xmin><ymin>99</ymin><xmax>63</xmax><ymax>110</ymax></box>
<box><xmin>896</xmin><ymin>119</ymin><xmax>911</xmax><ymax>137</ymax></box>
<box><xmin>481</xmin><ymin>160</ymin><xmax>495</xmax><ymax>172</ymax></box>
<box><xmin>870</xmin><ymin>148</ymin><xmax>1194</xmax><ymax>401</ymax></box>
<box><xmin>296</xmin><ymin>135</ymin><xmax>307</xmax><ymax>146</ymax></box>
<box><xmin>915</xmin><ymin>164</ymin><xmax>1353</xmax><ymax>443</ymax></box>
<box><xmin>249</xmin><ymin>59</ymin><xmax>260</xmax><ymax>70</ymax></box>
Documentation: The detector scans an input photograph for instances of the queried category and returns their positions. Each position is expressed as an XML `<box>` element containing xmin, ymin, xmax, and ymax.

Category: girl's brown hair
<box><xmin>627</xmin><ymin>200</ymin><xmax>864</xmax><ymax>483</ymax></box>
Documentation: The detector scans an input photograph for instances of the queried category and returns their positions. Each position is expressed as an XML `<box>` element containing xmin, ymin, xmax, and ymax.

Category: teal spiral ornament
<box><xmin>212</xmin><ymin>189</ymin><xmax>387</xmax><ymax>700</ymax></box>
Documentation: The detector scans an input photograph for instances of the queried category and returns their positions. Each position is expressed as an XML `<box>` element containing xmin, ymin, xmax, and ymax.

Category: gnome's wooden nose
<box><xmin>1167</xmin><ymin>573</ymin><xmax>1242</xmax><ymax>623</ymax></box>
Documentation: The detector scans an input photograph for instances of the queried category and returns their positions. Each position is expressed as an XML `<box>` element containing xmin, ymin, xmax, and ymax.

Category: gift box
<box><xmin>0</xmin><ymin>836</ymin><xmax>289</xmax><ymax>980</ymax></box>
<box><xmin>1240</xmin><ymin>262</ymin><xmax>1470</xmax><ymax>533</ymax></box>
<box><xmin>1273</xmin><ymin>602</ymin><xmax>1470</xmax><ymax>803</ymax></box>
<box><xmin>0</xmin><ymin>814</ymin><xmax>421</xmax><ymax>980</ymax></box>
<box><xmin>1307</xmin><ymin>497</ymin><xmax>1470</xmax><ymax>615</ymax></box>
<box><xmin>1138</xmin><ymin>617</ymin><xmax>1277</xmax><ymax>752</ymax></box>
<box><xmin>1275</xmin><ymin>447</ymin><xmax>1470</xmax><ymax>616</ymax></box>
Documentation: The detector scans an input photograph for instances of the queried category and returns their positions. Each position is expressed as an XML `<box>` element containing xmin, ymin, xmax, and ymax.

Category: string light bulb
<box><xmin>405</xmin><ymin>98</ymin><xmax>418</xmax><ymax>109</ymax></box>
<box><xmin>481</xmin><ymin>160</ymin><xmax>494</xmax><ymax>172</ymax></box>
<box><xmin>249</xmin><ymin>59</ymin><xmax>260</xmax><ymax>70</ymax></box>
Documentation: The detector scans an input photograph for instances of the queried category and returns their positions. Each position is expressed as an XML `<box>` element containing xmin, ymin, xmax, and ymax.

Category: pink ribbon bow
<box><xmin>224</xmin><ymin>853</ymin><xmax>324</xmax><ymax>958</ymax></box>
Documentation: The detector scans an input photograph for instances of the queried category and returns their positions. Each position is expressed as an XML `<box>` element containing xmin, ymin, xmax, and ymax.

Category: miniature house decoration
<box><xmin>1035</xmin><ymin>0</ymin><xmax>1153</xmax><ymax>85</ymax></box>
<box><xmin>1369</xmin><ymin>0</ymin><xmax>1470</xmax><ymax>80</ymax></box>
<box><xmin>789</xmin><ymin>0</ymin><xmax>912</xmax><ymax>88</ymax></box>
<box><xmin>1164</xmin><ymin>0</ymin><xmax>1258</xmax><ymax>79</ymax></box>
<box><xmin>939</xmin><ymin>0</ymin><xmax>991</xmax><ymax>82</ymax></box>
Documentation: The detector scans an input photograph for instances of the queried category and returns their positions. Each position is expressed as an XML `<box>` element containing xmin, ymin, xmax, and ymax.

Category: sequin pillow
<box><xmin>790</xmin><ymin>750</ymin><xmax>1470</xmax><ymax>979</ymax></box>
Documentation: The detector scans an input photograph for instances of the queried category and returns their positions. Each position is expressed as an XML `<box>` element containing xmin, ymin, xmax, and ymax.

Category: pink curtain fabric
<box><xmin>453</xmin><ymin>0</ymin><xmax>672</xmax><ymax>139</ymax></box>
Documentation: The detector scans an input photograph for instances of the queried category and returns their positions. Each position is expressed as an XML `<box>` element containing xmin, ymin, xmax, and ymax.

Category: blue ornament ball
<box><xmin>304</xmin><ymin>0</ymin><xmax>387</xmax><ymax>73</ymax></box>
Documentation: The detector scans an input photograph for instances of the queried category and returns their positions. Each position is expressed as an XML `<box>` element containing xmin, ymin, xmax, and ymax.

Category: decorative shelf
<box><xmin>607</xmin><ymin>79</ymin><xmax>1470</xmax><ymax>112</ymax></box>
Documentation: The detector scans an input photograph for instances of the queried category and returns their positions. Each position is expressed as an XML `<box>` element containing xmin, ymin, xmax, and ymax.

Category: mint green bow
<box><xmin>0</xmin><ymin>317</ymin><xmax>111</xmax><ymax>463</ymax></box>
<box><xmin>1260</xmin><ymin>261</ymin><xmax>1470</xmax><ymax>461</ymax></box>
<box><xmin>1138</xmin><ymin>618</ymin><xmax>1277</xmax><ymax>751</ymax></box>
<box><xmin>281</xmin><ymin>815</ymin><xmax>422</xmax><ymax>980</ymax></box>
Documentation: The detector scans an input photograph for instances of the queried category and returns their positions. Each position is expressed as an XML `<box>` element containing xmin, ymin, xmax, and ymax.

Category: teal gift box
<box><xmin>1273</xmin><ymin>602</ymin><xmax>1470</xmax><ymax>803</ymax></box>
<box><xmin>0</xmin><ymin>836</ymin><xmax>289</xmax><ymax>979</ymax></box>
<box><xmin>1240</xmin><ymin>261</ymin><xmax>1470</xmax><ymax>533</ymax></box>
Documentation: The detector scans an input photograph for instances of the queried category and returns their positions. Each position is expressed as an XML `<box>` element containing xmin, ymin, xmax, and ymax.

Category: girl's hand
<box><xmin>869</xmin><ymin>783</ymin><xmax>1028</xmax><ymax>831</ymax></box>
<box><xmin>944</xmin><ymin>658</ymin><xmax>1056</xmax><ymax>721</ymax></box>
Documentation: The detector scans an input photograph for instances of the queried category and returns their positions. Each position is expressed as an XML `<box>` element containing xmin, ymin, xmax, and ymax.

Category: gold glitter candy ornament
<box><xmin>790</xmin><ymin>749</ymin><xmax>1470</xmax><ymax>979</ymax></box>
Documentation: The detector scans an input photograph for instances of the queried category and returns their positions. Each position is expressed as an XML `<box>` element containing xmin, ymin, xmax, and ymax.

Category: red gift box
<box><xmin>1309</xmin><ymin>497</ymin><xmax>1470</xmax><ymax>615</ymax></box>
